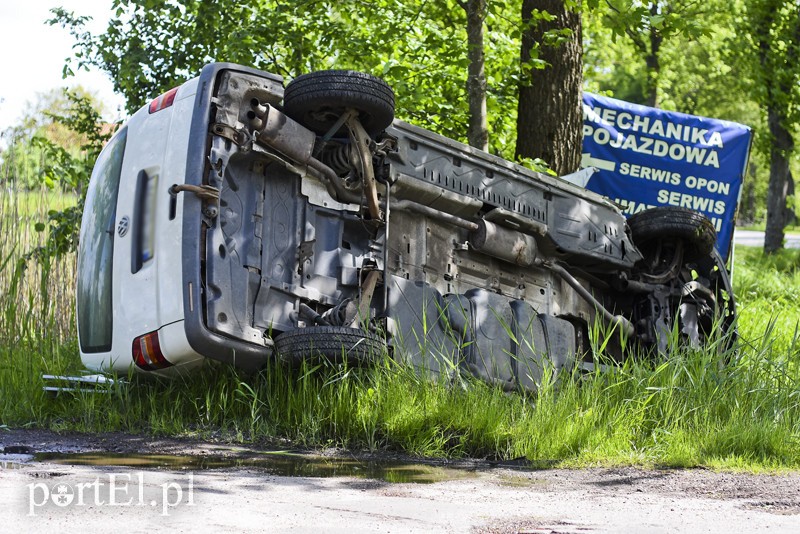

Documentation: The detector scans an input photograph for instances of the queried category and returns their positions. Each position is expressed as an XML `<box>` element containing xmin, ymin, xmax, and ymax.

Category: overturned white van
<box><xmin>77</xmin><ymin>63</ymin><xmax>735</xmax><ymax>387</ymax></box>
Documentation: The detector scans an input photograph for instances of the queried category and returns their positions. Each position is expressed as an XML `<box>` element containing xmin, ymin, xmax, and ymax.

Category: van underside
<box><xmin>179</xmin><ymin>66</ymin><xmax>735</xmax><ymax>389</ymax></box>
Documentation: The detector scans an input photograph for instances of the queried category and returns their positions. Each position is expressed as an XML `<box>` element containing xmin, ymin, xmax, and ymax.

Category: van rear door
<box><xmin>77</xmin><ymin>128</ymin><xmax>128</xmax><ymax>360</ymax></box>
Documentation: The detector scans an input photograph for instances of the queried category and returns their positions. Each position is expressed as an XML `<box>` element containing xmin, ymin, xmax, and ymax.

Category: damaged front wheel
<box><xmin>628</xmin><ymin>207</ymin><xmax>736</xmax><ymax>356</ymax></box>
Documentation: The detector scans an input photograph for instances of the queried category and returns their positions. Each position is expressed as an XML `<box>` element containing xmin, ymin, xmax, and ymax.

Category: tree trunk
<box><xmin>515</xmin><ymin>0</ymin><xmax>583</xmax><ymax>175</ymax></box>
<box><xmin>757</xmin><ymin>1</ymin><xmax>800</xmax><ymax>253</ymax></box>
<box><xmin>764</xmin><ymin>107</ymin><xmax>794</xmax><ymax>253</ymax></box>
<box><xmin>465</xmin><ymin>0</ymin><xmax>488</xmax><ymax>151</ymax></box>
<box><xmin>643</xmin><ymin>3</ymin><xmax>663</xmax><ymax>108</ymax></box>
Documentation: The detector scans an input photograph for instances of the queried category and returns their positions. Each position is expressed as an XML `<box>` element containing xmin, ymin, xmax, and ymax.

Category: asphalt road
<box><xmin>2</xmin><ymin>430</ymin><xmax>799</xmax><ymax>533</ymax></box>
<box><xmin>5</xmin><ymin>457</ymin><xmax>800</xmax><ymax>533</ymax></box>
<box><xmin>734</xmin><ymin>229</ymin><xmax>800</xmax><ymax>248</ymax></box>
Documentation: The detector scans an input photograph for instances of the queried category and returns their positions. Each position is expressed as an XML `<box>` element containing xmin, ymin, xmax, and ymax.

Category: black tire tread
<box><xmin>274</xmin><ymin>326</ymin><xmax>386</xmax><ymax>365</ymax></box>
<box><xmin>628</xmin><ymin>207</ymin><xmax>717</xmax><ymax>258</ymax></box>
<box><xmin>283</xmin><ymin>70</ymin><xmax>395</xmax><ymax>136</ymax></box>
<box><xmin>286</xmin><ymin>72</ymin><xmax>395</xmax><ymax>102</ymax></box>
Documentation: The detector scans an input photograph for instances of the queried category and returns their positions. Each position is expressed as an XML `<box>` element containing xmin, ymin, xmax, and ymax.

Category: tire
<box><xmin>283</xmin><ymin>70</ymin><xmax>395</xmax><ymax>137</ymax></box>
<box><xmin>628</xmin><ymin>206</ymin><xmax>716</xmax><ymax>260</ymax></box>
<box><xmin>693</xmin><ymin>248</ymin><xmax>738</xmax><ymax>358</ymax></box>
<box><xmin>273</xmin><ymin>326</ymin><xmax>386</xmax><ymax>366</ymax></box>
<box><xmin>628</xmin><ymin>208</ymin><xmax>736</xmax><ymax>359</ymax></box>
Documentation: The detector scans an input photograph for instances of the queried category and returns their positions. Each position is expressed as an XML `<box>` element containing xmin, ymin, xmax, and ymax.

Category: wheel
<box><xmin>283</xmin><ymin>70</ymin><xmax>395</xmax><ymax>137</ymax></box>
<box><xmin>628</xmin><ymin>206</ymin><xmax>716</xmax><ymax>261</ymax></box>
<box><xmin>627</xmin><ymin>208</ymin><xmax>736</xmax><ymax>358</ymax></box>
<box><xmin>273</xmin><ymin>326</ymin><xmax>387</xmax><ymax>366</ymax></box>
<box><xmin>686</xmin><ymin>248</ymin><xmax>738</xmax><ymax>356</ymax></box>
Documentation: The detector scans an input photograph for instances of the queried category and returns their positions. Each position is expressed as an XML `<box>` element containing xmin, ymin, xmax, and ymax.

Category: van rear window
<box><xmin>77</xmin><ymin>128</ymin><xmax>127</xmax><ymax>353</ymax></box>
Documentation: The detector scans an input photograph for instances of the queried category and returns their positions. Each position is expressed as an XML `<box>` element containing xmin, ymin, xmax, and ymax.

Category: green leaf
<box><xmin>650</xmin><ymin>14</ymin><xmax>665</xmax><ymax>29</ymax></box>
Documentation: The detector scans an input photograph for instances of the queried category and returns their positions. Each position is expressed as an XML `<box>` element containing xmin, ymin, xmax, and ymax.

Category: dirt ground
<box><xmin>1</xmin><ymin>428</ymin><xmax>799</xmax><ymax>533</ymax></box>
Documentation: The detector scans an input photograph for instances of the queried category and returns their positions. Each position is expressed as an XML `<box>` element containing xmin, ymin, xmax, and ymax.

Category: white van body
<box><xmin>77</xmin><ymin>76</ymin><xmax>209</xmax><ymax>375</ymax></box>
<box><xmin>77</xmin><ymin>63</ymin><xmax>734</xmax><ymax>387</ymax></box>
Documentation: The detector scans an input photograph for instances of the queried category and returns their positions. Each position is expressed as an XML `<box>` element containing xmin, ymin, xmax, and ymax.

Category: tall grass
<box><xmin>733</xmin><ymin>246</ymin><xmax>800</xmax><ymax>356</ymax></box>
<box><xmin>0</xmin><ymin>174</ymin><xmax>798</xmax><ymax>470</ymax></box>
<box><xmin>0</xmin><ymin>183</ymin><xmax>77</xmax><ymax>348</ymax></box>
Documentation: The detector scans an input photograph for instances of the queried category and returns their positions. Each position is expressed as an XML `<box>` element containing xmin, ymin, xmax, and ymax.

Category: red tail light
<box><xmin>132</xmin><ymin>331</ymin><xmax>173</xmax><ymax>370</ymax></box>
<box><xmin>148</xmin><ymin>87</ymin><xmax>179</xmax><ymax>114</ymax></box>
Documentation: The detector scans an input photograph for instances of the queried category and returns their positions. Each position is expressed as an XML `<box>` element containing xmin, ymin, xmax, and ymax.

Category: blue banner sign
<box><xmin>579</xmin><ymin>92</ymin><xmax>752</xmax><ymax>260</ymax></box>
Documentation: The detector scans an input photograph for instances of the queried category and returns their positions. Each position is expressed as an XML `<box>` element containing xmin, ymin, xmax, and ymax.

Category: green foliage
<box><xmin>602</xmin><ymin>0</ymin><xmax>714</xmax><ymax>43</ymax></box>
<box><xmin>587</xmin><ymin>1</ymin><xmax>723</xmax><ymax>107</ymax></box>
<box><xmin>0</xmin><ymin>87</ymin><xmax>100</xmax><ymax>190</ymax></box>
<box><xmin>49</xmin><ymin>1</ymin><xmax>581</xmax><ymax>162</ymax></box>
<box><xmin>0</xmin><ymin>137</ymin><xmax>44</xmax><ymax>191</ymax></box>
<box><xmin>0</xmin><ymin>186</ymin><xmax>78</xmax><ymax>347</ymax></box>
<box><xmin>583</xmin><ymin>0</ymin><xmax>798</xmax><ymax>226</ymax></box>
<box><xmin>19</xmin><ymin>91</ymin><xmax>111</xmax><ymax>265</ymax></box>
<box><xmin>0</xmin><ymin>87</ymin><xmax>110</xmax><ymax>268</ymax></box>
<box><xmin>732</xmin><ymin>1</ymin><xmax>800</xmax><ymax>248</ymax></box>
<box><xmin>583</xmin><ymin>10</ymin><xmax>649</xmax><ymax>102</ymax></box>
<box><xmin>733</xmin><ymin>245</ymin><xmax>800</xmax><ymax>351</ymax></box>
<box><xmin>732</xmin><ymin>0</ymin><xmax>800</xmax><ymax>153</ymax></box>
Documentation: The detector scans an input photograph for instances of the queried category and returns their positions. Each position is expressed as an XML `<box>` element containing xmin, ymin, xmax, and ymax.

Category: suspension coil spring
<box><xmin>321</xmin><ymin>144</ymin><xmax>353</xmax><ymax>176</ymax></box>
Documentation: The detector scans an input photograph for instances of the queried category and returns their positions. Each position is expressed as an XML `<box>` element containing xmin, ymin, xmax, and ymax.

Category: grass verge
<box><xmin>1</xmin><ymin>322</ymin><xmax>798</xmax><ymax>470</ymax></box>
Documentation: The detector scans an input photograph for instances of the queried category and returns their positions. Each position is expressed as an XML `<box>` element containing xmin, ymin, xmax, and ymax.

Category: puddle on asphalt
<box><xmin>0</xmin><ymin>454</ymin><xmax>32</xmax><ymax>469</ymax></box>
<box><xmin>32</xmin><ymin>451</ymin><xmax>477</xmax><ymax>484</ymax></box>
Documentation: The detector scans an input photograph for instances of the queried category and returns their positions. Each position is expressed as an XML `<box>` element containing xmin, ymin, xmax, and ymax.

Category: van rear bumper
<box><xmin>180</xmin><ymin>63</ymin><xmax>283</xmax><ymax>369</ymax></box>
